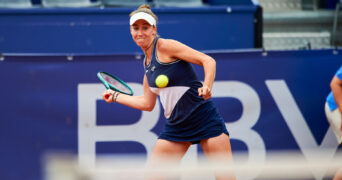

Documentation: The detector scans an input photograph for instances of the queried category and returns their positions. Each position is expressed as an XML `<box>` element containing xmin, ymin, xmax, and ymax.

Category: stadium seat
<box><xmin>41</xmin><ymin>0</ymin><xmax>101</xmax><ymax>8</ymax></box>
<box><xmin>101</xmin><ymin>0</ymin><xmax>147</xmax><ymax>7</ymax></box>
<box><xmin>153</xmin><ymin>0</ymin><xmax>203</xmax><ymax>7</ymax></box>
<box><xmin>0</xmin><ymin>0</ymin><xmax>32</xmax><ymax>8</ymax></box>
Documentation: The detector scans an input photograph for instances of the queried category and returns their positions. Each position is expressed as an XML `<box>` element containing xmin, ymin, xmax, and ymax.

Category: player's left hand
<box><xmin>198</xmin><ymin>85</ymin><xmax>212</xmax><ymax>100</ymax></box>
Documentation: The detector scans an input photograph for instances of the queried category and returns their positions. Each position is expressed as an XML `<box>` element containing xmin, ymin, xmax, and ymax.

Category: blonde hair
<box><xmin>129</xmin><ymin>4</ymin><xmax>158</xmax><ymax>25</ymax></box>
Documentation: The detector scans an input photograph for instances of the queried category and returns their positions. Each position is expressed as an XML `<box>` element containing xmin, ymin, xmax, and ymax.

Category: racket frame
<box><xmin>97</xmin><ymin>71</ymin><xmax>134</xmax><ymax>96</ymax></box>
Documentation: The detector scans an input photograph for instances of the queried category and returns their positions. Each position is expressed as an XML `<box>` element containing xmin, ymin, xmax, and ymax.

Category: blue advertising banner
<box><xmin>0</xmin><ymin>49</ymin><xmax>341</xmax><ymax>180</ymax></box>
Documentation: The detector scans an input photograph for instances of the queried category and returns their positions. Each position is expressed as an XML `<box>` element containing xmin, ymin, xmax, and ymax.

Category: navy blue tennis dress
<box><xmin>145</xmin><ymin>37</ymin><xmax>229</xmax><ymax>144</ymax></box>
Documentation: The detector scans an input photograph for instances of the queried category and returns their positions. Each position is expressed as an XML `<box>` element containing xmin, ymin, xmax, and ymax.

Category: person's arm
<box><xmin>102</xmin><ymin>74</ymin><xmax>157</xmax><ymax>111</ymax></box>
<box><xmin>330</xmin><ymin>75</ymin><xmax>342</xmax><ymax>130</ymax></box>
<box><xmin>158</xmin><ymin>39</ymin><xmax>216</xmax><ymax>100</ymax></box>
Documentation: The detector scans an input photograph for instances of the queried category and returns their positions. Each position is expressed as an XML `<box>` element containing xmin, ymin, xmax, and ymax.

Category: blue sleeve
<box><xmin>326</xmin><ymin>66</ymin><xmax>342</xmax><ymax>111</ymax></box>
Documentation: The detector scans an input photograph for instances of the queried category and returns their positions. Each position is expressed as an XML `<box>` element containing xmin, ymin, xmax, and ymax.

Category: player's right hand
<box><xmin>102</xmin><ymin>89</ymin><xmax>115</xmax><ymax>103</ymax></box>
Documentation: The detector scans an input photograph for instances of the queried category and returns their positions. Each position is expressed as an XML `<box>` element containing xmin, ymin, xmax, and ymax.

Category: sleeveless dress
<box><xmin>145</xmin><ymin>37</ymin><xmax>229</xmax><ymax>144</ymax></box>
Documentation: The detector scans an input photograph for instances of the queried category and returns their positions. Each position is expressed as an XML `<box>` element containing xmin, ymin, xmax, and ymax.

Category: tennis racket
<box><xmin>97</xmin><ymin>71</ymin><xmax>134</xmax><ymax>99</ymax></box>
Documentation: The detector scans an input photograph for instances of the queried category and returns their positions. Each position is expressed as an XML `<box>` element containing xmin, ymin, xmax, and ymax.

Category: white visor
<box><xmin>130</xmin><ymin>12</ymin><xmax>156</xmax><ymax>26</ymax></box>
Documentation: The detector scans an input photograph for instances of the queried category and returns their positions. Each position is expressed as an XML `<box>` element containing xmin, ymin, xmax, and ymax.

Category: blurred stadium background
<box><xmin>0</xmin><ymin>0</ymin><xmax>341</xmax><ymax>180</ymax></box>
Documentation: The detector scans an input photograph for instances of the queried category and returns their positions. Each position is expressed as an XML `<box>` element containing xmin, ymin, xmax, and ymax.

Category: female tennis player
<box><xmin>102</xmin><ymin>4</ymin><xmax>235</xmax><ymax>180</ymax></box>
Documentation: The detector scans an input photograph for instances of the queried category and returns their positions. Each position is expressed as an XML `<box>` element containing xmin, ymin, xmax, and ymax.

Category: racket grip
<box><xmin>105</xmin><ymin>94</ymin><xmax>110</xmax><ymax>100</ymax></box>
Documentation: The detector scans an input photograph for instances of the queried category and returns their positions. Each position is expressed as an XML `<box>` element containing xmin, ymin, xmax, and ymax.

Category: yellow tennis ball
<box><xmin>155</xmin><ymin>74</ymin><xmax>169</xmax><ymax>88</ymax></box>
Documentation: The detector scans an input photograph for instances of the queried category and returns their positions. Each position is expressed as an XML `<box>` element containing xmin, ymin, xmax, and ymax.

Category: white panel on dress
<box><xmin>150</xmin><ymin>86</ymin><xmax>189</xmax><ymax>118</ymax></box>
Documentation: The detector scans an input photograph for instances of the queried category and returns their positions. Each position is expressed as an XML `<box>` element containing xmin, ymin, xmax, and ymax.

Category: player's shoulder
<box><xmin>157</xmin><ymin>38</ymin><xmax>183</xmax><ymax>52</ymax></box>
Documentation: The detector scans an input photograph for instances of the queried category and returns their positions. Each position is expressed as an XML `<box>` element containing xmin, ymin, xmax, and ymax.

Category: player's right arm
<box><xmin>102</xmin><ymin>74</ymin><xmax>157</xmax><ymax>111</ymax></box>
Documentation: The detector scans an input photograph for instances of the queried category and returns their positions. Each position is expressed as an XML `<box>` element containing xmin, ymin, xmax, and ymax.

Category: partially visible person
<box><xmin>325</xmin><ymin>65</ymin><xmax>342</xmax><ymax>144</ymax></box>
<box><xmin>325</xmin><ymin>65</ymin><xmax>342</xmax><ymax>180</ymax></box>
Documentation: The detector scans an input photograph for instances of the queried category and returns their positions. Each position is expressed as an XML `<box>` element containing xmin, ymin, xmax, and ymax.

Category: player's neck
<box><xmin>143</xmin><ymin>38</ymin><xmax>155</xmax><ymax>62</ymax></box>
<box><xmin>144</xmin><ymin>37</ymin><xmax>155</xmax><ymax>52</ymax></box>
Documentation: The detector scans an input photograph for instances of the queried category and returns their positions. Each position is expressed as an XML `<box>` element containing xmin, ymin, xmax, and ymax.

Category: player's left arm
<box><xmin>159</xmin><ymin>39</ymin><xmax>216</xmax><ymax>100</ymax></box>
